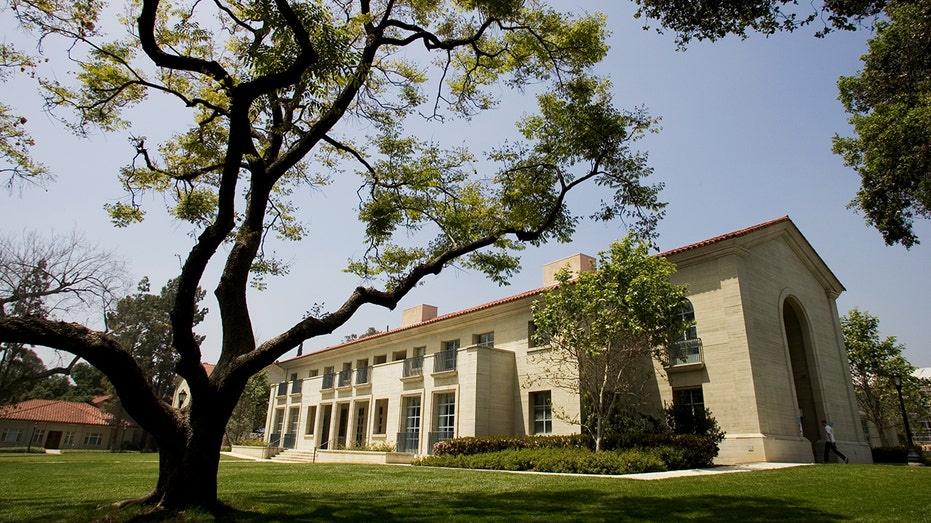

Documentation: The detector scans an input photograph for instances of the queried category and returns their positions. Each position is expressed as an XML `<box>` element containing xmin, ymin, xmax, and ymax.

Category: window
<box><xmin>392</xmin><ymin>350</ymin><xmax>407</xmax><ymax>361</ymax></box>
<box><xmin>404</xmin><ymin>396</ymin><xmax>422</xmax><ymax>433</ymax></box>
<box><xmin>399</xmin><ymin>396</ymin><xmax>422</xmax><ymax>453</ymax></box>
<box><xmin>305</xmin><ymin>406</ymin><xmax>317</xmax><ymax>435</ymax></box>
<box><xmin>288</xmin><ymin>407</ymin><xmax>300</xmax><ymax>434</ymax></box>
<box><xmin>374</xmin><ymin>355</ymin><xmax>387</xmax><ymax>365</ymax></box>
<box><xmin>674</xmin><ymin>387</ymin><xmax>705</xmax><ymax>418</ymax></box>
<box><xmin>374</xmin><ymin>399</ymin><xmax>388</xmax><ymax>434</ymax></box>
<box><xmin>84</xmin><ymin>433</ymin><xmax>102</xmax><ymax>446</ymax></box>
<box><xmin>322</xmin><ymin>366</ymin><xmax>335</xmax><ymax>389</ymax></box>
<box><xmin>32</xmin><ymin>429</ymin><xmax>46</xmax><ymax>444</ymax></box>
<box><xmin>404</xmin><ymin>347</ymin><xmax>425</xmax><ymax>378</ymax></box>
<box><xmin>528</xmin><ymin>322</ymin><xmax>539</xmax><ymax>348</ymax></box>
<box><xmin>474</xmin><ymin>332</ymin><xmax>494</xmax><ymax>348</ymax></box>
<box><xmin>435</xmin><ymin>393</ymin><xmax>455</xmax><ymax>434</ymax></box>
<box><xmin>670</xmin><ymin>299</ymin><xmax>702</xmax><ymax>365</ymax></box>
<box><xmin>1</xmin><ymin>429</ymin><xmax>22</xmax><ymax>443</ymax></box>
<box><xmin>531</xmin><ymin>391</ymin><xmax>552</xmax><ymax>434</ymax></box>
<box><xmin>274</xmin><ymin>408</ymin><xmax>285</xmax><ymax>434</ymax></box>
<box><xmin>63</xmin><ymin>431</ymin><xmax>74</xmax><ymax>446</ymax></box>
<box><xmin>289</xmin><ymin>373</ymin><xmax>298</xmax><ymax>381</ymax></box>
<box><xmin>435</xmin><ymin>340</ymin><xmax>459</xmax><ymax>372</ymax></box>
<box><xmin>308</xmin><ymin>369</ymin><xmax>319</xmax><ymax>377</ymax></box>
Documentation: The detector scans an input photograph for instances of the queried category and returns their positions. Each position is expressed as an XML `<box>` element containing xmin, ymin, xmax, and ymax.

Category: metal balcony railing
<box><xmin>427</xmin><ymin>431</ymin><xmax>454</xmax><ymax>454</ymax></box>
<box><xmin>669</xmin><ymin>338</ymin><xmax>703</xmax><ymax>365</ymax></box>
<box><xmin>355</xmin><ymin>366</ymin><xmax>370</xmax><ymax>385</ymax></box>
<box><xmin>290</xmin><ymin>380</ymin><xmax>302</xmax><ymax>394</ymax></box>
<box><xmin>337</xmin><ymin>369</ymin><xmax>352</xmax><ymax>388</ymax></box>
<box><xmin>276</xmin><ymin>382</ymin><xmax>288</xmax><ymax>396</ymax></box>
<box><xmin>321</xmin><ymin>372</ymin><xmax>335</xmax><ymax>390</ymax></box>
<box><xmin>433</xmin><ymin>350</ymin><xmax>457</xmax><ymax>373</ymax></box>
<box><xmin>397</xmin><ymin>432</ymin><xmax>420</xmax><ymax>453</ymax></box>
<box><xmin>403</xmin><ymin>356</ymin><xmax>424</xmax><ymax>378</ymax></box>
<box><xmin>282</xmin><ymin>433</ymin><xmax>296</xmax><ymax>449</ymax></box>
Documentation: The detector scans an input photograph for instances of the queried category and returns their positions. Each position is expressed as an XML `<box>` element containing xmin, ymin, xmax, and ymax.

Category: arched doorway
<box><xmin>783</xmin><ymin>299</ymin><xmax>822</xmax><ymax>449</ymax></box>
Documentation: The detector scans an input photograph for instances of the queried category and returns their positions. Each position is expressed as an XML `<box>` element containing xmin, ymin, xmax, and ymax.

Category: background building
<box><xmin>0</xmin><ymin>397</ymin><xmax>138</xmax><ymax>450</ymax></box>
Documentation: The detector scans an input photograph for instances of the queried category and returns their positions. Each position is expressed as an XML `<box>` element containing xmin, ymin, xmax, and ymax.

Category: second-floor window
<box><xmin>474</xmin><ymin>332</ymin><xmax>494</xmax><ymax>348</ymax></box>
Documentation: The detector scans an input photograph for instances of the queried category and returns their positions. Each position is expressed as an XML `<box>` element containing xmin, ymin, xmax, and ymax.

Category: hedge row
<box><xmin>415</xmin><ymin>447</ymin><xmax>668</xmax><ymax>475</ymax></box>
<box><xmin>432</xmin><ymin>432</ymin><xmax>721</xmax><ymax>469</ymax></box>
<box><xmin>432</xmin><ymin>434</ymin><xmax>587</xmax><ymax>456</ymax></box>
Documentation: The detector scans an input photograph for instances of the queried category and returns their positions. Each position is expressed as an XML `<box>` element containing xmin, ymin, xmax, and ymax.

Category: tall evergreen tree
<box><xmin>107</xmin><ymin>278</ymin><xmax>207</xmax><ymax>402</ymax></box>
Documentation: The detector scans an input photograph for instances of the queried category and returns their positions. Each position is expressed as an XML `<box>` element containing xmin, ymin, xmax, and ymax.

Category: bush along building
<box><xmin>264</xmin><ymin>217</ymin><xmax>871</xmax><ymax>464</ymax></box>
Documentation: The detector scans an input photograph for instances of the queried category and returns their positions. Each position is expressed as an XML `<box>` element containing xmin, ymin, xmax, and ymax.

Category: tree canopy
<box><xmin>0</xmin><ymin>0</ymin><xmax>666</xmax><ymax>511</ymax></box>
<box><xmin>841</xmin><ymin>307</ymin><xmax>927</xmax><ymax>446</ymax></box>
<box><xmin>833</xmin><ymin>0</ymin><xmax>931</xmax><ymax>248</ymax></box>
<box><xmin>530</xmin><ymin>236</ymin><xmax>689</xmax><ymax>451</ymax></box>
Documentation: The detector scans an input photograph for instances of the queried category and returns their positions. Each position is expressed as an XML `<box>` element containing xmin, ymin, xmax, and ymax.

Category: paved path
<box><xmin>222</xmin><ymin>452</ymin><xmax>810</xmax><ymax>480</ymax></box>
<box><xmin>621</xmin><ymin>462</ymin><xmax>810</xmax><ymax>480</ymax></box>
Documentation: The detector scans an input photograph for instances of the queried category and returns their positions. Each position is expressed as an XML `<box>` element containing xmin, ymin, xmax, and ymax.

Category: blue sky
<box><xmin>3</xmin><ymin>2</ymin><xmax>930</xmax><ymax>368</ymax></box>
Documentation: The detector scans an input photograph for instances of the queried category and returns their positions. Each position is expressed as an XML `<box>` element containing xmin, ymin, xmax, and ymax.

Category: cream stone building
<box><xmin>264</xmin><ymin>217</ymin><xmax>871</xmax><ymax>464</ymax></box>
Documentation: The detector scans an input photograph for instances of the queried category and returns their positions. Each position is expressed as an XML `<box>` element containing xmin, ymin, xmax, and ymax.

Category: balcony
<box><xmin>427</xmin><ymin>431</ymin><xmax>454</xmax><ymax>454</ymax></box>
<box><xmin>402</xmin><ymin>356</ymin><xmax>424</xmax><ymax>378</ymax></box>
<box><xmin>290</xmin><ymin>380</ymin><xmax>302</xmax><ymax>395</ymax></box>
<box><xmin>355</xmin><ymin>366</ymin><xmax>370</xmax><ymax>386</ymax></box>
<box><xmin>397</xmin><ymin>432</ymin><xmax>420</xmax><ymax>453</ymax></box>
<box><xmin>321</xmin><ymin>372</ymin><xmax>335</xmax><ymax>390</ymax></box>
<box><xmin>668</xmin><ymin>338</ymin><xmax>704</xmax><ymax>371</ymax></box>
<box><xmin>276</xmin><ymin>382</ymin><xmax>288</xmax><ymax>396</ymax></box>
<box><xmin>337</xmin><ymin>369</ymin><xmax>352</xmax><ymax>388</ymax></box>
<box><xmin>433</xmin><ymin>350</ymin><xmax>457</xmax><ymax>373</ymax></box>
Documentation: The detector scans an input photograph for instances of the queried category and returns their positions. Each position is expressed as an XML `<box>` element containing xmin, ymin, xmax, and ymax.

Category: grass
<box><xmin>0</xmin><ymin>452</ymin><xmax>928</xmax><ymax>522</ymax></box>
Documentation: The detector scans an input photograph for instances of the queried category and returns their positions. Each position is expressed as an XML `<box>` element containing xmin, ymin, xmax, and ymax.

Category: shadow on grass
<box><xmin>184</xmin><ymin>488</ymin><xmax>845</xmax><ymax>522</ymax></box>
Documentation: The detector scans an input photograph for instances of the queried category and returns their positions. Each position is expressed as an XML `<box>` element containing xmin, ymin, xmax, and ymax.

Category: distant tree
<box><xmin>529</xmin><ymin>236</ymin><xmax>689</xmax><ymax>451</ymax></box>
<box><xmin>0</xmin><ymin>231</ymin><xmax>123</xmax><ymax>404</ymax></box>
<box><xmin>841</xmin><ymin>308</ymin><xmax>927</xmax><ymax>446</ymax></box>
<box><xmin>68</xmin><ymin>362</ymin><xmax>111</xmax><ymax>402</ymax></box>
<box><xmin>833</xmin><ymin>0</ymin><xmax>931</xmax><ymax>248</ymax></box>
<box><xmin>343</xmin><ymin>327</ymin><xmax>381</xmax><ymax>343</ymax></box>
<box><xmin>25</xmin><ymin>374</ymin><xmax>73</xmax><ymax>400</ymax></box>
<box><xmin>225</xmin><ymin>369</ymin><xmax>270</xmax><ymax>445</ymax></box>
<box><xmin>106</xmin><ymin>278</ymin><xmax>207</xmax><ymax>402</ymax></box>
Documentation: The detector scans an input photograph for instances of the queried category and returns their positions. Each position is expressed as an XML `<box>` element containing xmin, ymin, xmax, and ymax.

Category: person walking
<box><xmin>822</xmin><ymin>419</ymin><xmax>849</xmax><ymax>463</ymax></box>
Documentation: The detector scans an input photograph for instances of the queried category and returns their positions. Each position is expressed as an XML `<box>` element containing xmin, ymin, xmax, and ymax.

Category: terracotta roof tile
<box><xmin>657</xmin><ymin>216</ymin><xmax>791</xmax><ymax>258</ymax></box>
<box><xmin>288</xmin><ymin>216</ymin><xmax>794</xmax><ymax>362</ymax></box>
<box><xmin>0</xmin><ymin>399</ymin><xmax>133</xmax><ymax>427</ymax></box>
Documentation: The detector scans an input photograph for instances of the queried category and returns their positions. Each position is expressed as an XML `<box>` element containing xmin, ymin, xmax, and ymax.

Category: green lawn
<box><xmin>0</xmin><ymin>452</ymin><xmax>928</xmax><ymax>522</ymax></box>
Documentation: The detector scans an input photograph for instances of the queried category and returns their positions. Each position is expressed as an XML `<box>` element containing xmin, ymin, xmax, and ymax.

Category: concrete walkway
<box><xmin>221</xmin><ymin>451</ymin><xmax>810</xmax><ymax>479</ymax></box>
<box><xmin>620</xmin><ymin>462</ymin><xmax>810</xmax><ymax>480</ymax></box>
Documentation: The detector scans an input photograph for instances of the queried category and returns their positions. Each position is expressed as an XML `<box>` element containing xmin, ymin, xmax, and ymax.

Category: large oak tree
<box><xmin>0</xmin><ymin>0</ymin><xmax>666</xmax><ymax>511</ymax></box>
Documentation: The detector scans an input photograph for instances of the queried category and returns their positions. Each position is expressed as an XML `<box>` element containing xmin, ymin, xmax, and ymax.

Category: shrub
<box><xmin>235</xmin><ymin>437</ymin><xmax>266</xmax><ymax>447</ymax></box>
<box><xmin>415</xmin><ymin>447</ymin><xmax>667</xmax><ymax>475</ymax></box>
<box><xmin>871</xmin><ymin>445</ymin><xmax>929</xmax><ymax>465</ymax></box>
<box><xmin>871</xmin><ymin>446</ymin><xmax>907</xmax><ymax>463</ymax></box>
<box><xmin>432</xmin><ymin>434</ymin><xmax>586</xmax><ymax>456</ymax></box>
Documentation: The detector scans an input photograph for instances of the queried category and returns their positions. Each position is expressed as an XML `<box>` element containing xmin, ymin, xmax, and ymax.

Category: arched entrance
<box><xmin>783</xmin><ymin>299</ymin><xmax>822</xmax><ymax>449</ymax></box>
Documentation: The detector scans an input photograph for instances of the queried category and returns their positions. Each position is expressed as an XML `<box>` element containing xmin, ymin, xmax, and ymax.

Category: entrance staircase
<box><xmin>269</xmin><ymin>448</ymin><xmax>316</xmax><ymax>463</ymax></box>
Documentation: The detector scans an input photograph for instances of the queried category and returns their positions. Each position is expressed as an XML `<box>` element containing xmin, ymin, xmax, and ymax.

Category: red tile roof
<box><xmin>657</xmin><ymin>216</ymin><xmax>791</xmax><ymax>258</ymax></box>
<box><xmin>0</xmin><ymin>399</ymin><xmax>133</xmax><ymax>427</ymax></box>
<box><xmin>287</xmin><ymin>216</ymin><xmax>799</xmax><ymax>362</ymax></box>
